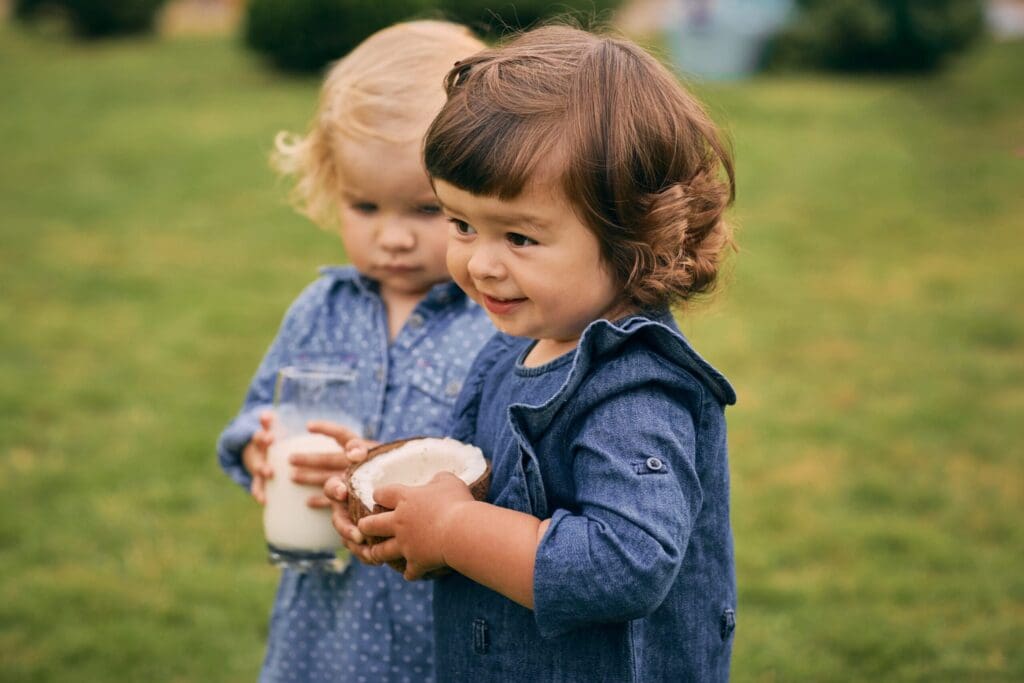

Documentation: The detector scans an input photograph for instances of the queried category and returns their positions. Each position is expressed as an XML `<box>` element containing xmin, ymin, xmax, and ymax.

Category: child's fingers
<box><xmin>345</xmin><ymin>540</ymin><xmax>377</xmax><ymax>565</ymax></box>
<box><xmin>307</xmin><ymin>420</ymin><xmax>360</xmax><ymax>447</ymax></box>
<box><xmin>403</xmin><ymin>561</ymin><xmax>435</xmax><ymax>582</ymax></box>
<box><xmin>306</xmin><ymin>494</ymin><xmax>331</xmax><ymax>509</ymax></box>
<box><xmin>250</xmin><ymin>475</ymin><xmax>267</xmax><ymax>505</ymax></box>
<box><xmin>323</xmin><ymin>476</ymin><xmax>348</xmax><ymax>504</ymax></box>
<box><xmin>258</xmin><ymin>410</ymin><xmax>275</xmax><ymax>430</ymax></box>
<box><xmin>289</xmin><ymin>451</ymin><xmax>349</xmax><ymax>471</ymax></box>
<box><xmin>290</xmin><ymin>468</ymin><xmax>333</xmax><ymax>487</ymax></box>
<box><xmin>252</xmin><ymin>429</ymin><xmax>274</xmax><ymax>449</ymax></box>
<box><xmin>331</xmin><ymin>507</ymin><xmax>365</xmax><ymax>545</ymax></box>
<box><xmin>372</xmin><ymin>483</ymin><xmax>409</xmax><ymax>511</ymax></box>
<box><xmin>368</xmin><ymin>537</ymin><xmax>403</xmax><ymax>565</ymax></box>
<box><xmin>358</xmin><ymin>509</ymin><xmax>397</xmax><ymax>539</ymax></box>
<box><xmin>345</xmin><ymin>443</ymin><xmax>370</xmax><ymax>464</ymax></box>
<box><xmin>258</xmin><ymin>461</ymin><xmax>274</xmax><ymax>479</ymax></box>
<box><xmin>326</xmin><ymin>480</ymin><xmax>366</xmax><ymax>545</ymax></box>
<box><xmin>343</xmin><ymin>437</ymin><xmax>379</xmax><ymax>463</ymax></box>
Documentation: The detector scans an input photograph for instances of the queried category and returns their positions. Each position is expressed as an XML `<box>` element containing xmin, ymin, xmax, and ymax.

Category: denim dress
<box><xmin>216</xmin><ymin>266</ymin><xmax>494</xmax><ymax>683</ymax></box>
<box><xmin>436</xmin><ymin>312</ymin><xmax>738</xmax><ymax>682</ymax></box>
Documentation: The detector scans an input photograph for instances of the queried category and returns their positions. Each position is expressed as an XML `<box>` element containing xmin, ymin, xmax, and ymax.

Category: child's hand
<box><xmin>299</xmin><ymin>421</ymin><xmax>371</xmax><ymax>509</ymax></box>
<box><xmin>241</xmin><ymin>411</ymin><xmax>275</xmax><ymax>505</ymax></box>
<box><xmin>358</xmin><ymin>472</ymin><xmax>475</xmax><ymax>580</ymax></box>
<box><xmin>339</xmin><ymin>437</ymin><xmax>376</xmax><ymax>466</ymax></box>
<box><xmin>323</xmin><ymin>476</ymin><xmax>377</xmax><ymax>565</ymax></box>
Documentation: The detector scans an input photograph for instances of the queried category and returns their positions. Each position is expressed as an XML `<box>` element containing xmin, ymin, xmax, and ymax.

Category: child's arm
<box><xmin>362</xmin><ymin>383</ymin><xmax>699</xmax><ymax>633</ymax></box>
<box><xmin>360</xmin><ymin>476</ymin><xmax>550</xmax><ymax>608</ymax></box>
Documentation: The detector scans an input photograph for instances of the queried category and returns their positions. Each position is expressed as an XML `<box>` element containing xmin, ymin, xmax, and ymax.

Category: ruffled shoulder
<box><xmin>508</xmin><ymin>312</ymin><xmax>735</xmax><ymax>444</ymax></box>
<box><xmin>584</xmin><ymin>312</ymin><xmax>736</xmax><ymax>405</ymax></box>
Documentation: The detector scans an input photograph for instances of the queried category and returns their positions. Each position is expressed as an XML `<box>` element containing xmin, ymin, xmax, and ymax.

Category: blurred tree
<box><xmin>244</xmin><ymin>0</ymin><xmax>433</xmax><ymax>73</ymax></box>
<box><xmin>13</xmin><ymin>0</ymin><xmax>167</xmax><ymax>38</ymax></box>
<box><xmin>435</xmin><ymin>0</ymin><xmax>623</xmax><ymax>34</ymax></box>
<box><xmin>767</xmin><ymin>0</ymin><xmax>985</xmax><ymax>72</ymax></box>
<box><xmin>243</xmin><ymin>0</ymin><xmax>626</xmax><ymax>73</ymax></box>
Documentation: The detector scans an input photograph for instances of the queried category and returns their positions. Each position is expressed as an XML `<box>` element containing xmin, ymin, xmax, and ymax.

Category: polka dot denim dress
<box><xmin>217</xmin><ymin>266</ymin><xmax>495</xmax><ymax>683</ymax></box>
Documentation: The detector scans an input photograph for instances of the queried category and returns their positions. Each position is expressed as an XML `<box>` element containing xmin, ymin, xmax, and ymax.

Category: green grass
<box><xmin>1</xmin><ymin>25</ymin><xmax>1022</xmax><ymax>682</ymax></box>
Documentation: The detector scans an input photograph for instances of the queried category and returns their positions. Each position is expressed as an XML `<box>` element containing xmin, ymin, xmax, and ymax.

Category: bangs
<box><xmin>423</xmin><ymin>58</ymin><xmax>566</xmax><ymax>200</ymax></box>
<box><xmin>424</xmin><ymin>104</ymin><xmax>562</xmax><ymax>200</ymax></box>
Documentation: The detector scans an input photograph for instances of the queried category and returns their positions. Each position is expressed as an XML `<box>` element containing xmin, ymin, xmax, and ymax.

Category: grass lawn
<box><xmin>1</xmin><ymin>24</ymin><xmax>1022</xmax><ymax>682</ymax></box>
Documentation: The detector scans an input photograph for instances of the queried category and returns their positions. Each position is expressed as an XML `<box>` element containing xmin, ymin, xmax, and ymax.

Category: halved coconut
<box><xmin>347</xmin><ymin>436</ymin><xmax>490</xmax><ymax>574</ymax></box>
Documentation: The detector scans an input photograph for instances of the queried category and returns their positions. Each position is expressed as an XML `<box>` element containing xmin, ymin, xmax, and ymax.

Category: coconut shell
<box><xmin>347</xmin><ymin>436</ymin><xmax>491</xmax><ymax>576</ymax></box>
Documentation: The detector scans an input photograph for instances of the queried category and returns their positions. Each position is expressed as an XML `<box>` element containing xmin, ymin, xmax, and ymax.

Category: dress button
<box><xmin>408</xmin><ymin>314</ymin><xmax>424</xmax><ymax>329</ymax></box>
<box><xmin>645</xmin><ymin>457</ymin><xmax>664</xmax><ymax>471</ymax></box>
<box><xmin>364</xmin><ymin>424</ymin><xmax>376</xmax><ymax>439</ymax></box>
<box><xmin>445</xmin><ymin>381</ymin><xmax>462</xmax><ymax>397</ymax></box>
<box><xmin>374</xmin><ymin>367</ymin><xmax>385</xmax><ymax>382</ymax></box>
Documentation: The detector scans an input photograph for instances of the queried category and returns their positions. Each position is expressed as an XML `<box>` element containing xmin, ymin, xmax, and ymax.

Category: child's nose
<box><xmin>376</xmin><ymin>220</ymin><xmax>415</xmax><ymax>252</ymax></box>
<box><xmin>466</xmin><ymin>243</ymin><xmax>505</xmax><ymax>280</ymax></box>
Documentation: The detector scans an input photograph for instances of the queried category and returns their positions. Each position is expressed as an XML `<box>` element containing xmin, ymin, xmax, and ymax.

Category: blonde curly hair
<box><xmin>273</xmin><ymin>20</ymin><xmax>485</xmax><ymax>228</ymax></box>
<box><xmin>425</xmin><ymin>25</ymin><xmax>736</xmax><ymax>309</ymax></box>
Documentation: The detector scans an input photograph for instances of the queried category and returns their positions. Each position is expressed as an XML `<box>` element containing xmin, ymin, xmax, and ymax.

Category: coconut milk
<box><xmin>263</xmin><ymin>432</ymin><xmax>344</xmax><ymax>552</ymax></box>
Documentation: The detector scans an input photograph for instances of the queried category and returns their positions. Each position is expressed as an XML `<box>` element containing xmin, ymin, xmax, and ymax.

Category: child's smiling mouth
<box><xmin>481</xmin><ymin>294</ymin><xmax>527</xmax><ymax>315</ymax></box>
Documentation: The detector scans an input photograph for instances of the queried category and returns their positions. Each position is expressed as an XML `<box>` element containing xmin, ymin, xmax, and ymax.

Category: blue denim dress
<box><xmin>436</xmin><ymin>312</ymin><xmax>737</xmax><ymax>682</ymax></box>
<box><xmin>217</xmin><ymin>266</ymin><xmax>494</xmax><ymax>683</ymax></box>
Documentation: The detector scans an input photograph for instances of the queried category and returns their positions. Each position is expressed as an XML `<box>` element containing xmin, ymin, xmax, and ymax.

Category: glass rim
<box><xmin>276</xmin><ymin>364</ymin><xmax>357</xmax><ymax>383</ymax></box>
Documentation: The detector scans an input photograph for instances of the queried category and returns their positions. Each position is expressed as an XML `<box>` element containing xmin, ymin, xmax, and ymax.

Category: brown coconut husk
<box><xmin>347</xmin><ymin>437</ymin><xmax>490</xmax><ymax>576</ymax></box>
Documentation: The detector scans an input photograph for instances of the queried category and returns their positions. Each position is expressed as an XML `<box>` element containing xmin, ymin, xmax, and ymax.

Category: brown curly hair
<box><xmin>424</xmin><ymin>25</ymin><xmax>735</xmax><ymax>309</ymax></box>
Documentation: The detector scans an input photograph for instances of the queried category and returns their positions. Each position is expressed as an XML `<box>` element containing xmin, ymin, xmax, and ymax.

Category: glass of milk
<box><xmin>264</xmin><ymin>365</ymin><xmax>363</xmax><ymax>572</ymax></box>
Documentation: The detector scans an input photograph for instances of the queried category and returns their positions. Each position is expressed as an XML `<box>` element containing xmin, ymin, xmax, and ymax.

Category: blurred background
<box><xmin>1</xmin><ymin>0</ymin><xmax>1021</xmax><ymax>680</ymax></box>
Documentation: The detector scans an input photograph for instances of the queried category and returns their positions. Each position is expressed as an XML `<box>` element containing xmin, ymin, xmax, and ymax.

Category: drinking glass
<box><xmin>263</xmin><ymin>365</ymin><xmax>363</xmax><ymax>572</ymax></box>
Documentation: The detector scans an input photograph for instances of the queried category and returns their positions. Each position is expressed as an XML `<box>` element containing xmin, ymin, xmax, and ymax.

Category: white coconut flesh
<box><xmin>350</xmin><ymin>437</ymin><xmax>487</xmax><ymax>511</ymax></box>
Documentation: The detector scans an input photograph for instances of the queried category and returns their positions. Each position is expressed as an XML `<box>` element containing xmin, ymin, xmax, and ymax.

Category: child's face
<box><xmin>337</xmin><ymin>138</ymin><xmax>450</xmax><ymax>302</ymax></box>
<box><xmin>436</xmin><ymin>177</ymin><xmax>623</xmax><ymax>356</ymax></box>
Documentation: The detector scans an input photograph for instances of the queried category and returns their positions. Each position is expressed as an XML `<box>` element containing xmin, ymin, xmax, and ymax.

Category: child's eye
<box><xmin>449</xmin><ymin>218</ymin><xmax>475</xmax><ymax>236</ymax></box>
<box><xmin>506</xmin><ymin>232</ymin><xmax>537</xmax><ymax>247</ymax></box>
<box><xmin>416</xmin><ymin>204</ymin><xmax>442</xmax><ymax>216</ymax></box>
<box><xmin>350</xmin><ymin>202</ymin><xmax>378</xmax><ymax>214</ymax></box>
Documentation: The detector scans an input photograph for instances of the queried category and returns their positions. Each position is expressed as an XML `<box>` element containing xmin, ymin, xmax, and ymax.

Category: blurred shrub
<box><xmin>768</xmin><ymin>0</ymin><xmax>985</xmax><ymax>72</ymax></box>
<box><xmin>244</xmin><ymin>0</ymin><xmax>433</xmax><ymax>73</ymax></box>
<box><xmin>14</xmin><ymin>0</ymin><xmax>166</xmax><ymax>38</ymax></box>
<box><xmin>436</xmin><ymin>0</ymin><xmax>623</xmax><ymax>33</ymax></box>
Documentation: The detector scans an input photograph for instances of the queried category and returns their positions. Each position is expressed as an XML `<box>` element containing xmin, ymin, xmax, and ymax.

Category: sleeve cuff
<box><xmin>532</xmin><ymin>508</ymin><xmax>681</xmax><ymax>639</ymax></box>
<box><xmin>532</xmin><ymin>508</ymin><xmax>591</xmax><ymax>638</ymax></box>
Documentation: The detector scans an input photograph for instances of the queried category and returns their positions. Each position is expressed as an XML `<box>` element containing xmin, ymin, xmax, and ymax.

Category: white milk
<box><xmin>263</xmin><ymin>432</ymin><xmax>344</xmax><ymax>552</ymax></box>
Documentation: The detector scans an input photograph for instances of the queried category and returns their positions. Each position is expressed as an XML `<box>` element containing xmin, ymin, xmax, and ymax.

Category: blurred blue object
<box><xmin>668</xmin><ymin>0</ymin><xmax>794</xmax><ymax>79</ymax></box>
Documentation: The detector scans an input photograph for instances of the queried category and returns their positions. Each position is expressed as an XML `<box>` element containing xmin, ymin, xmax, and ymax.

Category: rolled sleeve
<box><xmin>531</xmin><ymin>387</ymin><xmax>702</xmax><ymax>638</ymax></box>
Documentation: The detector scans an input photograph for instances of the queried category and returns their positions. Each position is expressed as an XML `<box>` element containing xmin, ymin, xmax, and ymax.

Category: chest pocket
<box><xmin>289</xmin><ymin>350</ymin><xmax>359</xmax><ymax>373</ymax></box>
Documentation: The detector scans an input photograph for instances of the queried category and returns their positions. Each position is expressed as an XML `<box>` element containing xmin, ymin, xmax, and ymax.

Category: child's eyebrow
<box><xmin>488</xmin><ymin>212</ymin><xmax>548</xmax><ymax>230</ymax></box>
<box><xmin>440</xmin><ymin>202</ymin><xmax>547</xmax><ymax>230</ymax></box>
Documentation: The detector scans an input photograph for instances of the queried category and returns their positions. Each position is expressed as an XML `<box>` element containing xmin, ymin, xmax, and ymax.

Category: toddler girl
<box><xmin>215</xmin><ymin>21</ymin><xmax>490</xmax><ymax>683</ymax></box>
<box><xmin>350</xmin><ymin>25</ymin><xmax>738</xmax><ymax>682</ymax></box>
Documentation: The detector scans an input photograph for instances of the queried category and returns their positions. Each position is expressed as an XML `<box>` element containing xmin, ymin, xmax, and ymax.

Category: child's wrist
<box><xmin>438</xmin><ymin>499</ymin><xmax>476</xmax><ymax>569</ymax></box>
